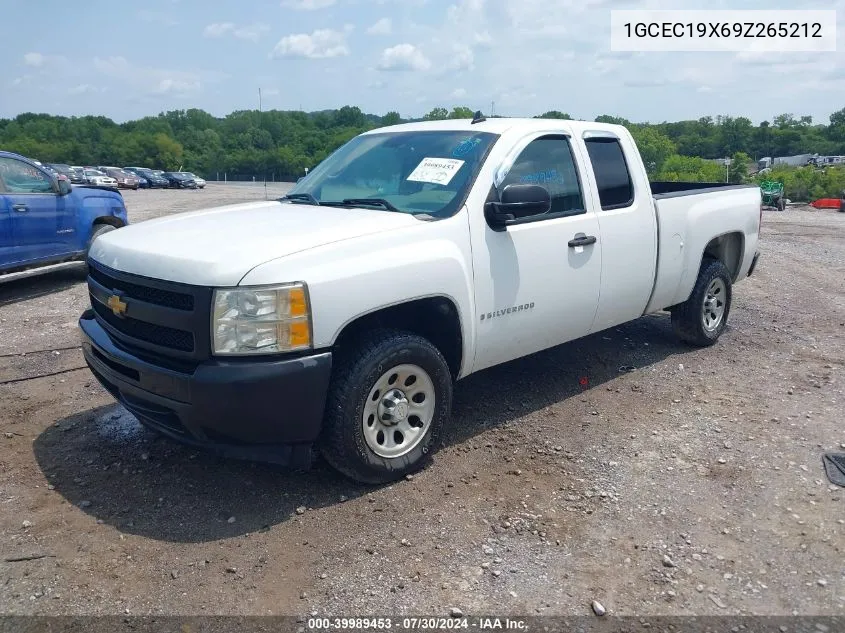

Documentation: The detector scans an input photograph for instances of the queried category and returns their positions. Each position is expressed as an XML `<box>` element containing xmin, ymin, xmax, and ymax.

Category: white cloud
<box><xmin>93</xmin><ymin>55</ymin><xmax>212</xmax><ymax>96</ymax></box>
<box><xmin>367</xmin><ymin>18</ymin><xmax>392</xmax><ymax>35</ymax></box>
<box><xmin>377</xmin><ymin>44</ymin><xmax>431</xmax><ymax>71</ymax></box>
<box><xmin>205</xmin><ymin>22</ymin><xmax>269</xmax><ymax>41</ymax></box>
<box><xmin>473</xmin><ymin>31</ymin><xmax>492</xmax><ymax>47</ymax></box>
<box><xmin>271</xmin><ymin>29</ymin><xmax>350</xmax><ymax>59</ymax></box>
<box><xmin>233</xmin><ymin>23</ymin><xmax>270</xmax><ymax>41</ymax></box>
<box><xmin>451</xmin><ymin>88</ymin><xmax>467</xmax><ymax>98</ymax></box>
<box><xmin>23</xmin><ymin>52</ymin><xmax>45</xmax><ymax>67</ymax></box>
<box><xmin>448</xmin><ymin>45</ymin><xmax>474</xmax><ymax>71</ymax></box>
<box><xmin>281</xmin><ymin>0</ymin><xmax>336</xmax><ymax>8</ymax></box>
<box><xmin>154</xmin><ymin>78</ymin><xmax>201</xmax><ymax>94</ymax></box>
<box><xmin>204</xmin><ymin>22</ymin><xmax>235</xmax><ymax>37</ymax></box>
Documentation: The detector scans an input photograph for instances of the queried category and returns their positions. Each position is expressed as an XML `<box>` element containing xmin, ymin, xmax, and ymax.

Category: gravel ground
<box><xmin>0</xmin><ymin>186</ymin><xmax>843</xmax><ymax>618</ymax></box>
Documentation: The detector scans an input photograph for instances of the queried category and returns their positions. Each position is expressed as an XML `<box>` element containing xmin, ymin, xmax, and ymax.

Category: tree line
<box><xmin>1</xmin><ymin>105</ymin><xmax>844</xmax><ymax>198</ymax></box>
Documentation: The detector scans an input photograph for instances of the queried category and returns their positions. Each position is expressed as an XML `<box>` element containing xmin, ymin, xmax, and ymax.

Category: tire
<box><xmin>320</xmin><ymin>329</ymin><xmax>453</xmax><ymax>484</ymax></box>
<box><xmin>671</xmin><ymin>257</ymin><xmax>733</xmax><ymax>347</ymax></box>
<box><xmin>79</xmin><ymin>224</ymin><xmax>116</xmax><ymax>276</ymax></box>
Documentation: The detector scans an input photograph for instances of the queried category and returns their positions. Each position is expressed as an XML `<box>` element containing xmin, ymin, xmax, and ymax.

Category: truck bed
<box><xmin>644</xmin><ymin>183</ymin><xmax>761</xmax><ymax>315</ymax></box>
<box><xmin>650</xmin><ymin>182</ymin><xmax>757</xmax><ymax>197</ymax></box>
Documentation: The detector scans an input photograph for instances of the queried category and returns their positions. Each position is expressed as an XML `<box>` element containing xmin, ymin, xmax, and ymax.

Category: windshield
<box><xmin>286</xmin><ymin>130</ymin><xmax>498</xmax><ymax>217</ymax></box>
<box><xmin>85</xmin><ymin>169</ymin><xmax>104</xmax><ymax>176</ymax></box>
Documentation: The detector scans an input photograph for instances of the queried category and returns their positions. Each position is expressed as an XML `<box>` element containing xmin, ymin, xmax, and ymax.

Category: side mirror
<box><xmin>297</xmin><ymin>176</ymin><xmax>304</xmax><ymax>183</ymax></box>
<box><xmin>57</xmin><ymin>179</ymin><xmax>72</xmax><ymax>195</ymax></box>
<box><xmin>484</xmin><ymin>184</ymin><xmax>551</xmax><ymax>229</ymax></box>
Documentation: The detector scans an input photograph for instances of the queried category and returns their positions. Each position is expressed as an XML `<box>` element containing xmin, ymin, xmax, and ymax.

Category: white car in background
<box><xmin>83</xmin><ymin>168</ymin><xmax>118</xmax><ymax>188</ymax></box>
<box><xmin>184</xmin><ymin>172</ymin><xmax>206</xmax><ymax>188</ymax></box>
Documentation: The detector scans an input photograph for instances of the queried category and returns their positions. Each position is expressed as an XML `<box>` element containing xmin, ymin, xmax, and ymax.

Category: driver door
<box><xmin>0</xmin><ymin>156</ymin><xmax>68</xmax><ymax>263</ymax></box>
<box><xmin>470</xmin><ymin>134</ymin><xmax>603</xmax><ymax>372</ymax></box>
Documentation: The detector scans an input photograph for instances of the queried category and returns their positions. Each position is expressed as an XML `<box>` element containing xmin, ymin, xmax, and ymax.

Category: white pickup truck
<box><xmin>79</xmin><ymin>116</ymin><xmax>761</xmax><ymax>483</ymax></box>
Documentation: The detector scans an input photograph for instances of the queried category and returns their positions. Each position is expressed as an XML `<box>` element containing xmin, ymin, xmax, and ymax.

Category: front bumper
<box><xmin>79</xmin><ymin>310</ymin><xmax>332</xmax><ymax>467</ymax></box>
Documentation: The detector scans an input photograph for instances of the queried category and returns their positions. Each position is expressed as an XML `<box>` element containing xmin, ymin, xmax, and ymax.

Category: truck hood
<box><xmin>89</xmin><ymin>200</ymin><xmax>420</xmax><ymax>286</ymax></box>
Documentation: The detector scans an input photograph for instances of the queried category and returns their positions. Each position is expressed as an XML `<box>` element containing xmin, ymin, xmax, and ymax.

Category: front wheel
<box><xmin>671</xmin><ymin>257</ymin><xmax>733</xmax><ymax>347</ymax></box>
<box><xmin>320</xmin><ymin>330</ymin><xmax>452</xmax><ymax>484</ymax></box>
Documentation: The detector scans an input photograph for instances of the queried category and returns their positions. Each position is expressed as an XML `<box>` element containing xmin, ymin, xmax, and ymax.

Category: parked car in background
<box><xmin>83</xmin><ymin>169</ymin><xmax>118</xmax><ymax>188</ymax></box>
<box><xmin>124</xmin><ymin>167</ymin><xmax>169</xmax><ymax>188</ymax></box>
<box><xmin>162</xmin><ymin>171</ymin><xmax>197</xmax><ymax>188</ymax></box>
<box><xmin>46</xmin><ymin>163</ymin><xmax>84</xmax><ymax>184</ymax></box>
<box><xmin>100</xmin><ymin>167</ymin><xmax>140</xmax><ymax>190</ymax></box>
<box><xmin>183</xmin><ymin>172</ymin><xmax>206</xmax><ymax>188</ymax></box>
<box><xmin>41</xmin><ymin>164</ymin><xmax>68</xmax><ymax>181</ymax></box>
<box><xmin>0</xmin><ymin>151</ymin><xmax>128</xmax><ymax>282</ymax></box>
<box><xmin>70</xmin><ymin>166</ymin><xmax>86</xmax><ymax>183</ymax></box>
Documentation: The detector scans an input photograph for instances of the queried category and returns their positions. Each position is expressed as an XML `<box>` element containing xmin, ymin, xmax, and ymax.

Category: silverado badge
<box><xmin>107</xmin><ymin>293</ymin><xmax>127</xmax><ymax>317</ymax></box>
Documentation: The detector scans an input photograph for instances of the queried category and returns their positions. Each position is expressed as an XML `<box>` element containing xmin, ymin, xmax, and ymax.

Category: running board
<box><xmin>0</xmin><ymin>261</ymin><xmax>85</xmax><ymax>284</ymax></box>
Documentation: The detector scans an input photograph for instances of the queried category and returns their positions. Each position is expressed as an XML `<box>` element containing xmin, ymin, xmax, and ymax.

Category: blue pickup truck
<box><xmin>0</xmin><ymin>151</ymin><xmax>128</xmax><ymax>282</ymax></box>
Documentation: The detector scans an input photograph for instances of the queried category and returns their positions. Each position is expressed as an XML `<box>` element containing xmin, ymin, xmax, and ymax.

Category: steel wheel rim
<box><xmin>702</xmin><ymin>278</ymin><xmax>727</xmax><ymax>331</ymax></box>
<box><xmin>362</xmin><ymin>363</ymin><xmax>435</xmax><ymax>459</ymax></box>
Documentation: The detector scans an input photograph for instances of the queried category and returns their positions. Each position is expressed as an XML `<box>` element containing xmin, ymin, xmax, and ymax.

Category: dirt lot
<box><xmin>1</xmin><ymin>184</ymin><xmax>843</xmax><ymax>618</ymax></box>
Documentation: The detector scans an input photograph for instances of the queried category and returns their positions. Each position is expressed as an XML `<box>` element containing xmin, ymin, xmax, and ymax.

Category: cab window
<box><xmin>499</xmin><ymin>135</ymin><xmax>585</xmax><ymax>218</ymax></box>
<box><xmin>0</xmin><ymin>157</ymin><xmax>54</xmax><ymax>194</ymax></box>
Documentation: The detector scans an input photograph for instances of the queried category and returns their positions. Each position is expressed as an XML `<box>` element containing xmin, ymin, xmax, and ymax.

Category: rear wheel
<box><xmin>671</xmin><ymin>257</ymin><xmax>732</xmax><ymax>347</ymax></box>
<box><xmin>320</xmin><ymin>330</ymin><xmax>452</xmax><ymax>484</ymax></box>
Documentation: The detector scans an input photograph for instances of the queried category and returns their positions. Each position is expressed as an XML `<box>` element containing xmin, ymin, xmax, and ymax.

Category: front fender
<box><xmin>72</xmin><ymin>189</ymin><xmax>128</xmax><ymax>244</ymax></box>
<box><xmin>239</xmin><ymin>216</ymin><xmax>476</xmax><ymax>377</ymax></box>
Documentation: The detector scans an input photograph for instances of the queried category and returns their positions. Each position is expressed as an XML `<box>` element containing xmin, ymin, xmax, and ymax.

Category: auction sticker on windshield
<box><xmin>407</xmin><ymin>157</ymin><xmax>465</xmax><ymax>185</ymax></box>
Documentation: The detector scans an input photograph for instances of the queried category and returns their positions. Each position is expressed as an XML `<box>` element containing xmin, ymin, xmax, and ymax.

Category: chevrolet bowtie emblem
<box><xmin>107</xmin><ymin>293</ymin><xmax>127</xmax><ymax>317</ymax></box>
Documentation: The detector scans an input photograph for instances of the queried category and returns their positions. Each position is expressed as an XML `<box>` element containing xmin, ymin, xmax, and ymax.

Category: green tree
<box><xmin>152</xmin><ymin>133</ymin><xmax>184</xmax><ymax>170</ymax></box>
<box><xmin>656</xmin><ymin>155</ymin><xmax>724</xmax><ymax>182</ymax></box>
<box><xmin>595</xmin><ymin>114</ymin><xmax>631</xmax><ymax>126</ymax></box>
<box><xmin>728</xmin><ymin>152</ymin><xmax>750</xmax><ymax>183</ymax></box>
<box><xmin>536</xmin><ymin>110</ymin><xmax>571</xmax><ymax>119</ymax></box>
<box><xmin>423</xmin><ymin>107</ymin><xmax>449</xmax><ymax>121</ymax></box>
<box><xmin>448</xmin><ymin>106</ymin><xmax>475</xmax><ymax>119</ymax></box>
<box><xmin>629</xmin><ymin>126</ymin><xmax>676</xmax><ymax>177</ymax></box>
<box><xmin>334</xmin><ymin>105</ymin><xmax>366</xmax><ymax>128</ymax></box>
<box><xmin>4</xmin><ymin>105</ymin><xmax>845</xmax><ymax>184</ymax></box>
<box><xmin>381</xmin><ymin>111</ymin><xmax>402</xmax><ymax>126</ymax></box>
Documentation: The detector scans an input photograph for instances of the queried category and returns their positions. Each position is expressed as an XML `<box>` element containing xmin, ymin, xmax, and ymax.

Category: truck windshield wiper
<box><xmin>340</xmin><ymin>198</ymin><xmax>403</xmax><ymax>213</ymax></box>
<box><xmin>280</xmin><ymin>193</ymin><xmax>321</xmax><ymax>206</ymax></box>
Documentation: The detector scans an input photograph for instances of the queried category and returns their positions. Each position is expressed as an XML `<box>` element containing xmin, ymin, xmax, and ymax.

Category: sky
<box><xmin>2</xmin><ymin>0</ymin><xmax>844</xmax><ymax>125</ymax></box>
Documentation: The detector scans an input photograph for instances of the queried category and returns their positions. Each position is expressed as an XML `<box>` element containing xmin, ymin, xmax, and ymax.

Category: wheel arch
<box><xmin>701</xmin><ymin>231</ymin><xmax>744</xmax><ymax>282</ymax></box>
<box><xmin>92</xmin><ymin>215</ymin><xmax>126</xmax><ymax>229</ymax></box>
<box><xmin>330</xmin><ymin>295</ymin><xmax>465</xmax><ymax>380</ymax></box>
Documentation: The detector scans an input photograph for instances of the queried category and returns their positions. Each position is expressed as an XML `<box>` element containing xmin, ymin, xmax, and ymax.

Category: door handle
<box><xmin>568</xmin><ymin>234</ymin><xmax>597</xmax><ymax>248</ymax></box>
<box><xmin>12</xmin><ymin>203</ymin><xmax>28</xmax><ymax>213</ymax></box>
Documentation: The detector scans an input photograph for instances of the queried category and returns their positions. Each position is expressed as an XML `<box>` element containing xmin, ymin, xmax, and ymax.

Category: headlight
<box><xmin>212</xmin><ymin>283</ymin><xmax>311</xmax><ymax>355</ymax></box>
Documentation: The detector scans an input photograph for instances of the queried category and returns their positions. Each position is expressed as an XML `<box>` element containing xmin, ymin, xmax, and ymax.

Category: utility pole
<box><xmin>259</xmin><ymin>87</ymin><xmax>267</xmax><ymax>200</ymax></box>
<box><xmin>491</xmin><ymin>101</ymin><xmax>495</xmax><ymax>117</ymax></box>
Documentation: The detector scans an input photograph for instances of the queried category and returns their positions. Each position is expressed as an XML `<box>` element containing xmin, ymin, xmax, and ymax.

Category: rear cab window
<box><xmin>584</xmin><ymin>138</ymin><xmax>634</xmax><ymax>210</ymax></box>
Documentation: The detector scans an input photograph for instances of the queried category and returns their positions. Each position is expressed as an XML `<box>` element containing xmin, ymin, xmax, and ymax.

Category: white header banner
<box><xmin>610</xmin><ymin>10</ymin><xmax>836</xmax><ymax>52</ymax></box>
